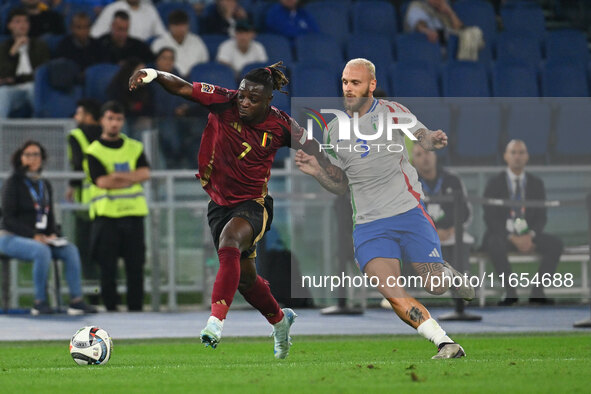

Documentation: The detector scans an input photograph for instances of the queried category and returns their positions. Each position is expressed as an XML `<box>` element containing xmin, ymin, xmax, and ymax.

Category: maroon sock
<box><xmin>239</xmin><ymin>275</ymin><xmax>284</xmax><ymax>325</ymax></box>
<box><xmin>210</xmin><ymin>247</ymin><xmax>241</xmax><ymax>320</ymax></box>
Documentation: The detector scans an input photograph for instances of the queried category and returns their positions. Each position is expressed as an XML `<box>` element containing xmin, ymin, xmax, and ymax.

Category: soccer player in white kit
<box><xmin>295</xmin><ymin>58</ymin><xmax>474</xmax><ymax>359</ymax></box>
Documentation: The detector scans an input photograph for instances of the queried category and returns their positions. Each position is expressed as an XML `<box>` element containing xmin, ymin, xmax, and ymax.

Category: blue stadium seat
<box><xmin>504</xmin><ymin>102</ymin><xmax>551</xmax><ymax>161</ymax></box>
<box><xmin>290</xmin><ymin>65</ymin><xmax>339</xmax><ymax>97</ymax></box>
<box><xmin>352</xmin><ymin>1</ymin><xmax>397</xmax><ymax>36</ymax></box>
<box><xmin>253</xmin><ymin>1</ymin><xmax>275</xmax><ymax>32</ymax></box>
<box><xmin>442</xmin><ymin>61</ymin><xmax>490</xmax><ymax>97</ymax></box>
<box><xmin>541</xmin><ymin>60</ymin><xmax>589</xmax><ymax>97</ymax></box>
<box><xmin>453</xmin><ymin>103</ymin><xmax>501</xmax><ymax>163</ymax></box>
<box><xmin>201</xmin><ymin>34</ymin><xmax>227</xmax><ymax>60</ymax></box>
<box><xmin>453</xmin><ymin>0</ymin><xmax>497</xmax><ymax>46</ymax></box>
<box><xmin>157</xmin><ymin>2</ymin><xmax>199</xmax><ymax>34</ymax></box>
<box><xmin>188</xmin><ymin>62</ymin><xmax>236</xmax><ymax>88</ymax></box>
<box><xmin>491</xmin><ymin>62</ymin><xmax>539</xmax><ymax>97</ymax></box>
<box><xmin>304</xmin><ymin>1</ymin><xmax>350</xmax><ymax>47</ymax></box>
<box><xmin>240</xmin><ymin>62</ymin><xmax>272</xmax><ymax>79</ymax></box>
<box><xmin>495</xmin><ymin>32</ymin><xmax>542</xmax><ymax>69</ymax></box>
<box><xmin>270</xmin><ymin>92</ymin><xmax>290</xmax><ymax>114</ymax></box>
<box><xmin>346</xmin><ymin>33</ymin><xmax>393</xmax><ymax>71</ymax></box>
<box><xmin>395</xmin><ymin>33</ymin><xmax>441</xmax><ymax>65</ymax></box>
<box><xmin>545</xmin><ymin>29</ymin><xmax>589</xmax><ymax>65</ymax></box>
<box><xmin>389</xmin><ymin>61</ymin><xmax>440</xmax><ymax>97</ymax></box>
<box><xmin>256</xmin><ymin>33</ymin><xmax>294</xmax><ymax>68</ymax></box>
<box><xmin>294</xmin><ymin>34</ymin><xmax>343</xmax><ymax>72</ymax></box>
<box><xmin>84</xmin><ymin>63</ymin><xmax>120</xmax><ymax>103</ymax></box>
<box><xmin>553</xmin><ymin>102</ymin><xmax>591</xmax><ymax>161</ymax></box>
<box><xmin>500</xmin><ymin>2</ymin><xmax>546</xmax><ymax>38</ymax></box>
<box><xmin>39</xmin><ymin>33</ymin><xmax>65</xmax><ymax>57</ymax></box>
<box><xmin>34</xmin><ymin>63</ymin><xmax>83</xmax><ymax>118</ymax></box>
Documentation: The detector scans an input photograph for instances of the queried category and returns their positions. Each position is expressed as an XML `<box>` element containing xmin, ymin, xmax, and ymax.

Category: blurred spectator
<box><xmin>107</xmin><ymin>56</ymin><xmax>153</xmax><ymax>118</ymax></box>
<box><xmin>97</xmin><ymin>10</ymin><xmax>154</xmax><ymax>65</ymax></box>
<box><xmin>265</xmin><ymin>0</ymin><xmax>319</xmax><ymax>41</ymax></box>
<box><xmin>0</xmin><ymin>140</ymin><xmax>97</xmax><ymax>315</ymax></box>
<box><xmin>55</xmin><ymin>12</ymin><xmax>104</xmax><ymax>74</ymax></box>
<box><xmin>413</xmin><ymin>144</ymin><xmax>474</xmax><ymax>272</ymax></box>
<box><xmin>0</xmin><ymin>9</ymin><xmax>50</xmax><ymax>118</ymax></box>
<box><xmin>67</xmin><ymin>99</ymin><xmax>103</xmax><ymax>303</ymax></box>
<box><xmin>482</xmin><ymin>140</ymin><xmax>564</xmax><ymax>306</ymax></box>
<box><xmin>91</xmin><ymin>0</ymin><xmax>166</xmax><ymax>41</ymax></box>
<box><xmin>17</xmin><ymin>0</ymin><xmax>66</xmax><ymax>37</ymax></box>
<box><xmin>151</xmin><ymin>10</ymin><xmax>209</xmax><ymax>78</ymax></box>
<box><xmin>404</xmin><ymin>0</ymin><xmax>463</xmax><ymax>44</ymax></box>
<box><xmin>216</xmin><ymin>20</ymin><xmax>267</xmax><ymax>75</ymax></box>
<box><xmin>201</xmin><ymin>0</ymin><xmax>248</xmax><ymax>36</ymax></box>
<box><xmin>86</xmin><ymin>101</ymin><xmax>150</xmax><ymax>311</ymax></box>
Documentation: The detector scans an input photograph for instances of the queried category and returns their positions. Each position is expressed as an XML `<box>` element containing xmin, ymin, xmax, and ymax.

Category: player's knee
<box><xmin>218</xmin><ymin>233</ymin><xmax>243</xmax><ymax>250</ymax></box>
<box><xmin>423</xmin><ymin>271</ymin><xmax>449</xmax><ymax>295</ymax></box>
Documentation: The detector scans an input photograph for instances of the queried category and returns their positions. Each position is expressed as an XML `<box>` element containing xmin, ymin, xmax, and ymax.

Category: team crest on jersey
<box><xmin>201</xmin><ymin>83</ymin><xmax>215</xmax><ymax>94</ymax></box>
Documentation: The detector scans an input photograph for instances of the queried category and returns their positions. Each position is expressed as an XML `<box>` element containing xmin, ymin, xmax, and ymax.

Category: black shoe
<box><xmin>528</xmin><ymin>297</ymin><xmax>555</xmax><ymax>305</ymax></box>
<box><xmin>31</xmin><ymin>301</ymin><xmax>54</xmax><ymax>315</ymax></box>
<box><xmin>67</xmin><ymin>301</ymin><xmax>98</xmax><ymax>315</ymax></box>
<box><xmin>497</xmin><ymin>297</ymin><xmax>518</xmax><ymax>306</ymax></box>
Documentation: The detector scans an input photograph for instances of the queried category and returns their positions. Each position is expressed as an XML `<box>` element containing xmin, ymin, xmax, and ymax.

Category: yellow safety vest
<box><xmin>68</xmin><ymin>128</ymin><xmax>93</xmax><ymax>205</ymax></box>
<box><xmin>86</xmin><ymin>136</ymin><xmax>149</xmax><ymax>219</ymax></box>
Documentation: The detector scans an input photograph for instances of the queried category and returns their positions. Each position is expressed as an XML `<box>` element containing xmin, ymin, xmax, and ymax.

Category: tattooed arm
<box><xmin>294</xmin><ymin>150</ymin><xmax>349</xmax><ymax>195</ymax></box>
<box><xmin>413</xmin><ymin>128</ymin><xmax>448</xmax><ymax>151</ymax></box>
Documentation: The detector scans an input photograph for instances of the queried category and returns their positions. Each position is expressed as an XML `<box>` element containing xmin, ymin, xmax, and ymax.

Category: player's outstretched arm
<box><xmin>413</xmin><ymin>129</ymin><xmax>448</xmax><ymax>151</ymax></box>
<box><xmin>129</xmin><ymin>68</ymin><xmax>193</xmax><ymax>100</ymax></box>
<box><xmin>295</xmin><ymin>150</ymin><xmax>348</xmax><ymax>195</ymax></box>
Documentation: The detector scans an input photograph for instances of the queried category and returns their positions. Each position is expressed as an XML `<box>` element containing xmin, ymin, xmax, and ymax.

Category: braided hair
<box><xmin>243</xmin><ymin>61</ymin><xmax>289</xmax><ymax>95</ymax></box>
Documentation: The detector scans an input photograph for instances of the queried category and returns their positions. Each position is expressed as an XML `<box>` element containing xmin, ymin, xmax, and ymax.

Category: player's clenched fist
<box><xmin>129</xmin><ymin>68</ymin><xmax>157</xmax><ymax>91</ymax></box>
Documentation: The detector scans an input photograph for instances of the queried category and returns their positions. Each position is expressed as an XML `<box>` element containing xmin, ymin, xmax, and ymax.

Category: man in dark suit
<box><xmin>482</xmin><ymin>140</ymin><xmax>563</xmax><ymax>306</ymax></box>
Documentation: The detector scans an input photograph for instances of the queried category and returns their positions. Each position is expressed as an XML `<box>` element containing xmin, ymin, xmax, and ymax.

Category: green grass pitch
<box><xmin>0</xmin><ymin>333</ymin><xmax>589</xmax><ymax>393</ymax></box>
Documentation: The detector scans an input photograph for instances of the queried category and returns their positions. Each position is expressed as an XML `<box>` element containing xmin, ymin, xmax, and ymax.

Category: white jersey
<box><xmin>325</xmin><ymin>99</ymin><xmax>426</xmax><ymax>225</ymax></box>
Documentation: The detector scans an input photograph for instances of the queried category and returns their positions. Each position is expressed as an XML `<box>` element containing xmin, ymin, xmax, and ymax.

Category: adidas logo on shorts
<box><xmin>429</xmin><ymin>248</ymin><xmax>441</xmax><ymax>258</ymax></box>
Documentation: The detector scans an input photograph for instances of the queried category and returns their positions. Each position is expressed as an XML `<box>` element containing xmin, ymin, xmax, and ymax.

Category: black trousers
<box><xmin>483</xmin><ymin>232</ymin><xmax>564</xmax><ymax>298</ymax></box>
<box><xmin>91</xmin><ymin>216</ymin><xmax>145</xmax><ymax>311</ymax></box>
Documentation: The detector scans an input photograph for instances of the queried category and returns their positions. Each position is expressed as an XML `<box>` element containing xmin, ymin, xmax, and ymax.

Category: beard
<box><xmin>343</xmin><ymin>86</ymin><xmax>371</xmax><ymax>113</ymax></box>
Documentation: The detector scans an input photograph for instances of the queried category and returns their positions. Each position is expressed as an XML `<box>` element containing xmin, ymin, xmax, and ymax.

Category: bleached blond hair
<box><xmin>345</xmin><ymin>58</ymin><xmax>376</xmax><ymax>80</ymax></box>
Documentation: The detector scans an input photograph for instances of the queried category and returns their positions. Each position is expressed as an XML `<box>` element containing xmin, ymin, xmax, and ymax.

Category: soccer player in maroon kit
<box><xmin>129</xmin><ymin>62</ymin><xmax>340</xmax><ymax>358</ymax></box>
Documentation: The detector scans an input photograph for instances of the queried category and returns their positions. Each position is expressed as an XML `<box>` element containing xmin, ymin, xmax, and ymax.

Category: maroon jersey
<box><xmin>191</xmin><ymin>82</ymin><xmax>303</xmax><ymax>206</ymax></box>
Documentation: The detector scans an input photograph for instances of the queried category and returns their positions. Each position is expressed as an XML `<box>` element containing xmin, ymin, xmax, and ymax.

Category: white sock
<box><xmin>417</xmin><ymin>318</ymin><xmax>453</xmax><ymax>346</ymax></box>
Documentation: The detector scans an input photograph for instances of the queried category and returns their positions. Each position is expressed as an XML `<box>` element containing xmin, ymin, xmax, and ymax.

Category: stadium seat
<box><xmin>294</xmin><ymin>34</ymin><xmax>343</xmax><ymax>72</ymax></box>
<box><xmin>34</xmin><ymin>63</ymin><xmax>83</xmax><ymax>118</ymax></box>
<box><xmin>256</xmin><ymin>33</ymin><xmax>294</xmax><ymax>68</ymax></box>
<box><xmin>395</xmin><ymin>33</ymin><xmax>441</xmax><ymax>65</ymax></box>
<box><xmin>352</xmin><ymin>1</ymin><xmax>397</xmax><ymax>36</ymax></box>
<box><xmin>157</xmin><ymin>2</ymin><xmax>199</xmax><ymax>34</ymax></box>
<box><xmin>553</xmin><ymin>102</ymin><xmax>591</xmax><ymax>162</ymax></box>
<box><xmin>290</xmin><ymin>65</ymin><xmax>339</xmax><ymax>97</ymax></box>
<box><xmin>442</xmin><ymin>61</ymin><xmax>490</xmax><ymax>97</ymax></box>
<box><xmin>541</xmin><ymin>60</ymin><xmax>589</xmax><ymax>97</ymax></box>
<box><xmin>504</xmin><ymin>102</ymin><xmax>551</xmax><ymax>162</ymax></box>
<box><xmin>491</xmin><ymin>62</ymin><xmax>539</xmax><ymax>97</ymax></box>
<box><xmin>270</xmin><ymin>92</ymin><xmax>290</xmax><ymax>114</ymax></box>
<box><xmin>452</xmin><ymin>103</ymin><xmax>501</xmax><ymax>164</ymax></box>
<box><xmin>201</xmin><ymin>34</ymin><xmax>227</xmax><ymax>60</ymax></box>
<box><xmin>188</xmin><ymin>62</ymin><xmax>236</xmax><ymax>88</ymax></box>
<box><xmin>346</xmin><ymin>33</ymin><xmax>393</xmax><ymax>71</ymax></box>
<box><xmin>389</xmin><ymin>61</ymin><xmax>440</xmax><ymax>97</ymax></box>
<box><xmin>252</xmin><ymin>1</ymin><xmax>275</xmax><ymax>32</ymax></box>
<box><xmin>453</xmin><ymin>0</ymin><xmax>497</xmax><ymax>46</ymax></box>
<box><xmin>545</xmin><ymin>29</ymin><xmax>589</xmax><ymax>66</ymax></box>
<box><xmin>495</xmin><ymin>32</ymin><xmax>542</xmax><ymax>69</ymax></box>
<box><xmin>39</xmin><ymin>33</ymin><xmax>65</xmax><ymax>57</ymax></box>
<box><xmin>84</xmin><ymin>63</ymin><xmax>120</xmax><ymax>104</ymax></box>
<box><xmin>304</xmin><ymin>1</ymin><xmax>350</xmax><ymax>47</ymax></box>
<box><xmin>500</xmin><ymin>2</ymin><xmax>546</xmax><ymax>38</ymax></box>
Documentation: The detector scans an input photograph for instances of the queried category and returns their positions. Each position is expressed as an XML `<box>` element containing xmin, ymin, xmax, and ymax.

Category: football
<box><xmin>69</xmin><ymin>326</ymin><xmax>113</xmax><ymax>366</ymax></box>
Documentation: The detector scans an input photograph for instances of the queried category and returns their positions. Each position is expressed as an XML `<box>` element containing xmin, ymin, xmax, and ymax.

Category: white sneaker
<box><xmin>271</xmin><ymin>308</ymin><xmax>297</xmax><ymax>359</ymax></box>
<box><xmin>200</xmin><ymin>316</ymin><xmax>224</xmax><ymax>349</ymax></box>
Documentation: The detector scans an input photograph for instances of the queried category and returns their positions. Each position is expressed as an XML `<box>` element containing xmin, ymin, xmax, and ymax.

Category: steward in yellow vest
<box><xmin>85</xmin><ymin>101</ymin><xmax>150</xmax><ymax>312</ymax></box>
